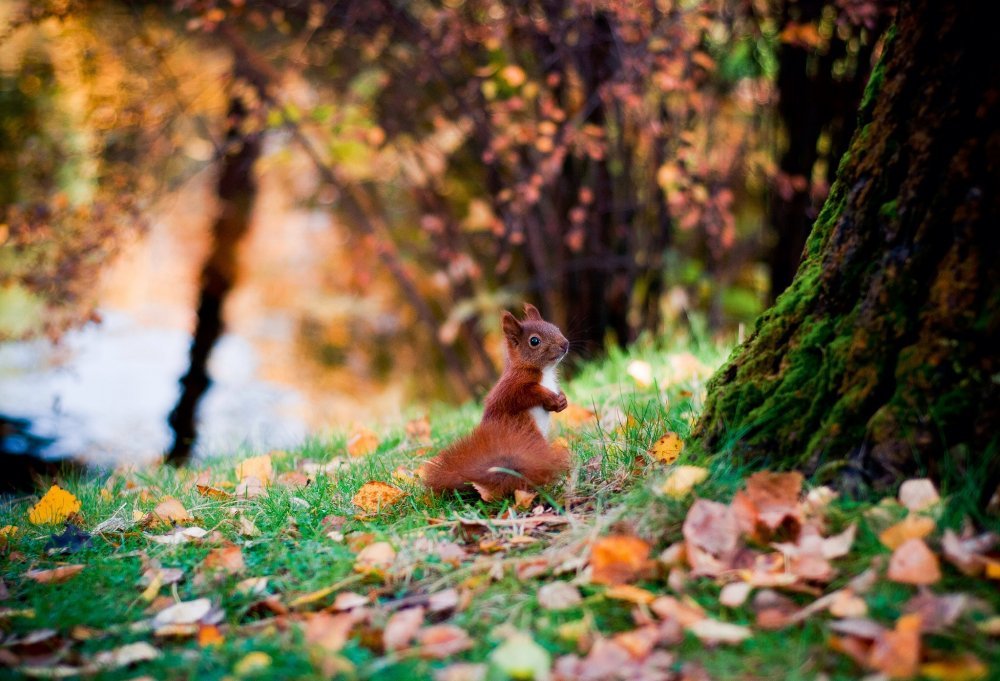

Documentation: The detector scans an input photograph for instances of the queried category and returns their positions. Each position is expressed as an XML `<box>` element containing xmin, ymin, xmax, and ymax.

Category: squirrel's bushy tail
<box><xmin>423</xmin><ymin>420</ymin><xmax>570</xmax><ymax>500</ymax></box>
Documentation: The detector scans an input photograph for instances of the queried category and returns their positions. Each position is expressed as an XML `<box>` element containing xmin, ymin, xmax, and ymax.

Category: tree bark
<box><xmin>694</xmin><ymin>0</ymin><xmax>1000</xmax><ymax>497</ymax></box>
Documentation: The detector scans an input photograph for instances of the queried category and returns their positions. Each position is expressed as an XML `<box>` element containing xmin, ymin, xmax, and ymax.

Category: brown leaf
<box><xmin>417</xmin><ymin>625</ymin><xmax>473</xmax><ymax>659</ymax></box>
<box><xmin>235</xmin><ymin>476</ymin><xmax>266</xmax><ymax>499</ymax></box>
<box><xmin>552</xmin><ymin>404</ymin><xmax>597</xmax><ymax>429</ymax></box>
<box><xmin>612</xmin><ymin>626</ymin><xmax>660</xmax><ymax>660</ymax></box>
<box><xmin>347</xmin><ymin>427</ymin><xmax>380</xmax><ymax>457</ymax></box>
<box><xmin>590</xmin><ymin>535</ymin><xmax>651</xmax><ymax>585</ymax></box>
<box><xmin>537</xmin><ymin>582</ymin><xmax>582</xmax><ymax>611</ymax></box>
<box><xmin>25</xmin><ymin>565</ymin><xmax>84</xmax><ymax>584</ymax></box>
<box><xmin>304</xmin><ymin>612</ymin><xmax>354</xmax><ymax>653</ymax></box>
<box><xmin>880</xmin><ymin>514</ymin><xmax>936</xmax><ymax>550</ymax></box>
<box><xmin>941</xmin><ymin>529</ymin><xmax>996</xmax><ymax>576</ymax></box>
<box><xmin>605</xmin><ymin>584</ymin><xmax>656</xmax><ymax>605</ymax></box>
<box><xmin>236</xmin><ymin>454</ymin><xmax>273</xmax><ymax>483</ymax></box>
<box><xmin>152</xmin><ymin>498</ymin><xmax>193</xmax><ymax>525</ymax></box>
<box><xmin>405</xmin><ymin>416</ymin><xmax>432</xmax><ymax>445</ymax></box>
<box><xmin>354</xmin><ymin>541</ymin><xmax>396</xmax><ymax>574</ymax></box>
<box><xmin>868</xmin><ymin>614</ymin><xmax>921</xmax><ymax>679</ymax></box>
<box><xmin>888</xmin><ymin>539</ymin><xmax>941</xmax><ymax>585</ymax></box>
<box><xmin>196</xmin><ymin>485</ymin><xmax>232</xmax><ymax>500</ymax></box>
<box><xmin>903</xmin><ymin>591</ymin><xmax>967</xmax><ymax>633</ymax></box>
<box><xmin>683</xmin><ymin>499</ymin><xmax>740</xmax><ymax>576</ymax></box>
<box><xmin>513</xmin><ymin>490</ymin><xmax>537</xmax><ymax>510</ymax></box>
<box><xmin>202</xmin><ymin>546</ymin><xmax>245</xmax><ymax>576</ymax></box>
<box><xmin>383</xmin><ymin>607</ymin><xmax>425</xmax><ymax>651</ymax></box>
<box><xmin>352</xmin><ymin>482</ymin><xmax>406</xmax><ymax>513</ymax></box>
<box><xmin>739</xmin><ymin>471</ymin><xmax>803</xmax><ymax>537</ymax></box>
<box><xmin>650</xmin><ymin>595</ymin><xmax>706</xmax><ymax>627</ymax></box>
<box><xmin>277</xmin><ymin>472</ymin><xmax>310</xmax><ymax>488</ymax></box>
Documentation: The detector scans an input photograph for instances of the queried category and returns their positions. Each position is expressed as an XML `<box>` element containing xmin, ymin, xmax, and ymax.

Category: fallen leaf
<box><xmin>151</xmin><ymin>598</ymin><xmax>213</xmax><ymax>629</ymax></box>
<box><xmin>648</xmin><ymin>433</ymin><xmax>684</xmax><ymax>464</ymax></box>
<box><xmin>235</xmin><ymin>476</ymin><xmax>266</xmax><ymax>499</ymax></box>
<box><xmin>879</xmin><ymin>514</ymin><xmax>936</xmax><ymax>550</ymax></box>
<box><xmin>91</xmin><ymin>641</ymin><xmax>161</xmax><ymax>670</ymax></box>
<box><xmin>332</xmin><ymin>592</ymin><xmax>368</xmax><ymax>611</ymax></box>
<box><xmin>904</xmin><ymin>591</ymin><xmax>967</xmax><ymax>633</ymax></box>
<box><xmin>920</xmin><ymin>653</ymin><xmax>988</xmax><ymax>681</ymax></box>
<box><xmin>898</xmin><ymin>479</ymin><xmax>940</xmax><ymax>512</ymax></box>
<box><xmin>152</xmin><ymin>498</ymin><xmax>193</xmax><ymax>525</ymax></box>
<box><xmin>28</xmin><ymin>486</ymin><xmax>81</xmax><ymax>525</ymax></box>
<box><xmin>719</xmin><ymin>582</ymin><xmax>752</xmax><ymax>608</ymax></box>
<box><xmin>25</xmin><ymin>565</ymin><xmax>84</xmax><ymax>584</ymax></box>
<box><xmin>489</xmin><ymin>632</ymin><xmax>551</xmax><ymax>679</ymax></box>
<box><xmin>197</xmin><ymin>624</ymin><xmax>224</xmax><ymax>647</ymax></box>
<box><xmin>383</xmin><ymin>607</ymin><xmax>425</xmax><ymax>651</ymax></box>
<box><xmin>829</xmin><ymin>589</ymin><xmax>869</xmax><ymax>618</ymax></box>
<box><xmin>513</xmin><ymin>489</ymin><xmax>537</xmax><ymax>510</ymax></box>
<box><xmin>868</xmin><ymin>614</ymin><xmax>921</xmax><ymax>679</ymax></box>
<box><xmin>537</xmin><ymin>582</ymin><xmax>582</xmax><ymax>610</ymax></box>
<box><xmin>552</xmin><ymin>403</ymin><xmax>597</xmax><ymax>429</ymax></box>
<box><xmin>233</xmin><ymin>651</ymin><xmax>272</xmax><ymax>675</ymax></box>
<box><xmin>822</xmin><ymin>523</ymin><xmax>858</xmax><ymax>559</ymax></box>
<box><xmin>427</xmin><ymin>588</ymin><xmax>460</xmax><ymax>613</ymax></box>
<box><xmin>739</xmin><ymin>471</ymin><xmax>803</xmax><ymax>536</ymax></box>
<box><xmin>650</xmin><ymin>595</ymin><xmax>706</xmax><ymax>627</ymax></box>
<box><xmin>888</xmin><ymin>538</ymin><xmax>941</xmax><ymax>585</ymax></box>
<box><xmin>354</xmin><ymin>541</ymin><xmax>396</xmax><ymax>574</ymax></box>
<box><xmin>433</xmin><ymin>663</ymin><xmax>487</xmax><ymax>681</ymax></box>
<box><xmin>202</xmin><ymin>546</ymin><xmax>245</xmax><ymax>576</ymax></box>
<box><xmin>406</xmin><ymin>416</ymin><xmax>432</xmax><ymax>444</ymax></box>
<box><xmin>941</xmin><ymin>529</ymin><xmax>996</xmax><ymax>576</ymax></box>
<box><xmin>660</xmin><ymin>465</ymin><xmax>708</xmax><ymax>498</ymax></box>
<box><xmin>146</xmin><ymin>526</ymin><xmax>208</xmax><ymax>545</ymax></box>
<box><xmin>347</xmin><ymin>427</ymin><xmax>380</xmax><ymax>457</ymax></box>
<box><xmin>44</xmin><ymin>525</ymin><xmax>92</xmax><ymax>554</ymax></box>
<box><xmin>277</xmin><ymin>472</ymin><xmax>310</xmax><ymax>488</ymax></box>
<box><xmin>196</xmin><ymin>485</ymin><xmax>232</xmax><ymax>500</ymax></box>
<box><xmin>590</xmin><ymin>535</ymin><xmax>651</xmax><ymax>585</ymax></box>
<box><xmin>236</xmin><ymin>454</ymin><xmax>273</xmax><ymax>483</ymax></box>
<box><xmin>352</xmin><ymin>482</ymin><xmax>406</xmax><ymax>513</ymax></box>
<box><xmin>304</xmin><ymin>612</ymin><xmax>354</xmax><ymax>653</ymax></box>
<box><xmin>236</xmin><ymin>577</ymin><xmax>268</xmax><ymax>596</ymax></box>
<box><xmin>605</xmin><ymin>584</ymin><xmax>656</xmax><ymax>605</ymax></box>
<box><xmin>688</xmin><ymin>619</ymin><xmax>752</xmax><ymax>645</ymax></box>
<box><xmin>683</xmin><ymin>500</ymin><xmax>740</xmax><ymax>576</ymax></box>
<box><xmin>613</xmin><ymin>625</ymin><xmax>661</xmax><ymax>660</ymax></box>
<box><xmin>417</xmin><ymin>625</ymin><xmax>473</xmax><ymax>659</ymax></box>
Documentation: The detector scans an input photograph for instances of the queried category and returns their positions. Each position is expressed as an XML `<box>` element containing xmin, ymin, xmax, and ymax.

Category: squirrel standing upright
<box><xmin>423</xmin><ymin>303</ymin><xmax>571</xmax><ymax>500</ymax></box>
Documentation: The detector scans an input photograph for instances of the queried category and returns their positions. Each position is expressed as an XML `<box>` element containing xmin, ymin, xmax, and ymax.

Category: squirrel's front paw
<box><xmin>547</xmin><ymin>391</ymin><xmax>568</xmax><ymax>412</ymax></box>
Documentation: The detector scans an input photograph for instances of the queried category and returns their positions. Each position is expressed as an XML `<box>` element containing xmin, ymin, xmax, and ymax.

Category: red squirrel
<box><xmin>423</xmin><ymin>303</ymin><xmax>571</xmax><ymax>500</ymax></box>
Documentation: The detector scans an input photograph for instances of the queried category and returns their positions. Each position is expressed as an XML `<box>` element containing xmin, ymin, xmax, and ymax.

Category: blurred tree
<box><xmin>695</xmin><ymin>0</ymin><xmax>1000</xmax><ymax>500</ymax></box>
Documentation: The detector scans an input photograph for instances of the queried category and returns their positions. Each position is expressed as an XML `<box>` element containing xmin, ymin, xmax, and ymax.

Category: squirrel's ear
<box><xmin>523</xmin><ymin>303</ymin><xmax>542</xmax><ymax>321</ymax></box>
<box><xmin>501</xmin><ymin>311</ymin><xmax>522</xmax><ymax>344</ymax></box>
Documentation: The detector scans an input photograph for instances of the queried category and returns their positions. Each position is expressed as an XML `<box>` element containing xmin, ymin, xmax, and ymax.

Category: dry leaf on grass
<box><xmin>277</xmin><ymin>472</ymin><xmax>311</xmax><ymax>488</ymax></box>
<box><xmin>196</xmin><ymin>485</ymin><xmax>232</xmax><ymax>500</ymax></box>
<box><xmin>236</xmin><ymin>454</ymin><xmax>273</xmax><ymax>483</ymax></box>
<box><xmin>25</xmin><ymin>565</ymin><xmax>84</xmax><ymax>584</ymax></box>
<box><xmin>331</xmin><ymin>592</ymin><xmax>368</xmax><ymax>611</ymax></box>
<box><xmin>347</xmin><ymin>427</ymin><xmax>380</xmax><ymax>457</ymax></box>
<box><xmin>941</xmin><ymin>529</ymin><xmax>997</xmax><ymax>576</ymax></box>
<box><xmin>201</xmin><ymin>546</ymin><xmax>244</xmax><ymax>576</ymax></box>
<box><xmin>236</xmin><ymin>476</ymin><xmax>266</xmax><ymax>499</ymax></box>
<box><xmin>683</xmin><ymin>500</ymin><xmax>740</xmax><ymax>576</ymax></box>
<box><xmin>898</xmin><ymin>479</ymin><xmax>940</xmax><ymax>512</ymax></box>
<box><xmin>553</xmin><ymin>403</ymin><xmax>597</xmax><ymax>429</ymax></box>
<box><xmin>147</xmin><ymin>526</ymin><xmax>208</xmax><ymax>546</ymax></box>
<box><xmin>650</xmin><ymin>595</ymin><xmax>706</xmax><ymax>627</ymax></box>
<box><xmin>605</xmin><ymin>584</ymin><xmax>656</xmax><ymax>605</ymax></box>
<box><xmin>417</xmin><ymin>625</ymin><xmax>473</xmax><ymax>659</ymax></box>
<box><xmin>537</xmin><ymin>582</ymin><xmax>582</xmax><ymax>610</ymax></box>
<box><xmin>648</xmin><ymin>433</ymin><xmax>684</xmax><ymax>464</ymax></box>
<box><xmin>590</xmin><ymin>535</ymin><xmax>652</xmax><ymax>585</ymax></box>
<box><xmin>867</xmin><ymin>613</ymin><xmax>922</xmax><ymax>679</ymax></box>
<box><xmin>661</xmin><ymin>466</ymin><xmax>708</xmax><ymax>498</ymax></box>
<box><xmin>719</xmin><ymin>582</ymin><xmax>753</xmax><ymax>608</ymax></box>
<box><xmin>28</xmin><ymin>485</ymin><xmax>81</xmax><ymax>525</ymax></box>
<box><xmin>152</xmin><ymin>498</ymin><xmax>193</xmax><ymax>525</ymax></box>
<box><xmin>383</xmin><ymin>607</ymin><xmax>425</xmax><ymax>651</ymax></box>
<box><xmin>91</xmin><ymin>641</ymin><xmax>161</xmax><ymax>670</ymax></box>
<box><xmin>920</xmin><ymin>653</ymin><xmax>989</xmax><ymax>681</ymax></box>
<box><xmin>879</xmin><ymin>514</ymin><xmax>936</xmax><ymax>550</ymax></box>
<box><xmin>198</xmin><ymin>624</ymin><xmax>224</xmax><ymax>647</ymax></box>
<box><xmin>151</xmin><ymin>598</ymin><xmax>213</xmax><ymax>630</ymax></box>
<box><xmin>406</xmin><ymin>416</ymin><xmax>432</xmax><ymax>445</ymax></box>
<box><xmin>305</xmin><ymin>612</ymin><xmax>354</xmax><ymax>653</ymax></box>
<box><xmin>903</xmin><ymin>591</ymin><xmax>967</xmax><ymax>633</ymax></box>
<box><xmin>689</xmin><ymin>619</ymin><xmax>752</xmax><ymax>645</ymax></box>
<box><xmin>489</xmin><ymin>632</ymin><xmax>551</xmax><ymax>679</ymax></box>
<box><xmin>355</xmin><ymin>541</ymin><xmax>396</xmax><ymax>574</ymax></box>
<box><xmin>734</xmin><ymin>471</ymin><xmax>803</xmax><ymax>538</ymax></box>
<box><xmin>888</xmin><ymin>539</ymin><xmax>941</xmax><ymax>585</ymax></box>
<box><xmin>352</xmin><ymin>482</ymin><xmax>406</xmax><ymax>513</ymax></box>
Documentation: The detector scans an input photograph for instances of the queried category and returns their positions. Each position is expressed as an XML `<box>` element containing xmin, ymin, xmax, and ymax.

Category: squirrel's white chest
<box><xmin>529</xmin><ymin>366</ymin><xmax>558</xmax><ymax>438</ymax></box>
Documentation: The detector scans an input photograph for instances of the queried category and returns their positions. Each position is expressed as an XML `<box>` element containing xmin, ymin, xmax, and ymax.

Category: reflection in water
<box><xmin>0</xmin><ymin>156</ymin><xmax>420</xmax><ymax>467</ymax></box>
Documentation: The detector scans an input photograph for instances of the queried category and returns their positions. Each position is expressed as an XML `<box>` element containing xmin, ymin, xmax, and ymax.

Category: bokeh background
<box><xmin>0</xmin><ymin>0</ymin><xmax>892</xmax><ymax>468</ymax></box>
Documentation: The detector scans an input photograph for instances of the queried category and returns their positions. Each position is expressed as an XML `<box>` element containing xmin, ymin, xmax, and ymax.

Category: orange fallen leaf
<box><xmin>277</xmin><ymin>471</ymin><xmax>310</xmax><ymax>488</ymax></box>
<box><xmin>888</xmin><ymin>538</ymin><xmax>941</xmax><ymax>585</ymax></box>
<box><xmin>879</xmin><ymin>514</ymin><xmax>936</xmax><ymax>550</ymax></box>
<box><xmin>738</xmin><ymin>471</ymin><xmax>804</xmax><ymax>537</ymax></box>
<box><xmin>354</xmin><ymin>541</ymin><xmax>396</xmax><ymax>574</ymax></box>
<box><xmin>590</xmin><ymin>535</ymin><xmax>651</xmax><ymax>585</ymax></box>
<box><xmin>28</xmin><ymin>485</ymin><xmax>81</xmax><ymax>525</ymax></box>
<box><xmin>650</xmin><ymin>595</ymin><xmax>706</xmax><ymax>627</ymax></box>
<box><xmin>383</xmin><ymin>606</ymin><xmax>425</xmax><ymax>651</ymax></box>
<box><xmin>352</xmin><ymin>481</ymin><xmax>406</xmax><ymax>513</ymax></box>
<box><xmin>196</xmin><ymin>485</ymin><xmax>232</xmax><ymax>500</ymax></box>
<box><xmin>660</xmin><ymin>465</ymin><xmax>708</xmax><ymax>498</ymax></box>
<box><xmin>612</xmin><ymin>626</ymin><xmax>659</xmax><ymax>660</ymax></box>
<box><xmin>648</xmin><ymin>433</ymin><xmax>684</xmax><ymax>464</ymax></box>
<box><xmin>152</xmin><ymin>498</ymin><xmax>193</xmax><ymax>525</ymax></box>
<box><xmin>605</xmin><ymin>584</ymin><xmax>656</xmax><ymax>605</ymax></box>
<box><xmin>236</xmin><ymin>454</ymin><xmax>273</xmax><ymax>483</ymax></box>
<box><xmin>920</xmin><ymin>653</ymin><xmax>989</xmax><ymax>680</ymax></box>
<box><xmin>513</xmin><ymin>490</ymin><xmax>537</xmax><ymax>510</ymax></box>
<box><xmin>197</xmin><ymin>623</ymin><xmax>224</xmax><ymax>647</ymax></box>
<box><xmin>235</xmin><ymin>476</ymin><xmax>266</xmax><ymax>498</ymax></box>
<box><xmin>868</xmin><ymin>614</ymin><xmax>921</xmax><ymax>679</ymax></box>
<box><xmin>26</xmin><ymin>564</ymin><xmax>84</xmax><ymax>584</ymax></box>
<box><xmin>347</xmin><ymin>426</ymin><xmax>380</xmax><ymax>457</ymax></box>
<box><xmin>304</xmin><ymin>612</ymin><xmax>354</xmax><ymax>653</ymax></box>
<box><xmin>417</xmin><ymin>624</ymin><xmax>473</xmax><ymax>659</ymax></box>
<box><xmin>202</xmin><ymin>546</ymin><xmax>245</xmax><ymax>576</ymax></box>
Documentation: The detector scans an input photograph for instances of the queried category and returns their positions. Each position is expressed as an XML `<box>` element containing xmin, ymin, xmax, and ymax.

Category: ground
<box><xmin>1</xmin><ymin>336</ymin><xmax>998</xmax><ymax>680</ymax></box>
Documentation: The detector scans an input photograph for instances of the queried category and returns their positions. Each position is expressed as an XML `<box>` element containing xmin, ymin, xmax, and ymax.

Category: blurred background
<box><xmin>0</xmin><ymin>0</ymin><xmax>892</xmax><ymax>473</ymax></box>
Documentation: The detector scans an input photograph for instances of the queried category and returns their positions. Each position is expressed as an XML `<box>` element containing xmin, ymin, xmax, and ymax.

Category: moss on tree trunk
<box><xmin>693</xmin><ymin>0</ymin><xmax>1000</xmax><ymax>495</ymax></box>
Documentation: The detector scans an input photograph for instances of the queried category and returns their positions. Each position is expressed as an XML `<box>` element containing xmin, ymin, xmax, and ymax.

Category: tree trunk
<box><xmin>166</xmin><ymin>93</ymin><xmax>260</xmax><ymax>465</ymax></box>
<box><xmin>694</xmin><ymin>0</ymin><xmax>1000</xmax><ymax>498</ymax></box>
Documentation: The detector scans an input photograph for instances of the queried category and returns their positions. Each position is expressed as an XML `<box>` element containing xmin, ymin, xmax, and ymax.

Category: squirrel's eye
<box><xmin>529</xmin><ymin>336</ymin><xmax>541</xmax><ymax>347</ymax></box>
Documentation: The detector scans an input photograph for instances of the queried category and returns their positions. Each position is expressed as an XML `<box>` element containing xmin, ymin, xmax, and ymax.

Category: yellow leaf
<box><xmin>152</xmin><ymin>498</ymin><xmax>193</xmax><ymax>524</ymax></box>
<box><xmin>28</xmin><ymin>485</ymin><xmax>81</xmax><ymax>525</ymax></box>
<box><xmin>591</xmin><ymin>535</ymin><xmax>651</xmax><ymax>585</ymax></box>
<box><xmin>604</xmin><ymin>584</ymin><xmax>656</xmax><ymax>604</ymax></box>
<box><xmin>0</xmin><ymin>525</ymin><xmax>18</xmax><ymax>538</ymax></box>
<box><xmin>648</xmin><ymin>433</ymin><xmax>684</xmax><ymax>464</ymax></box>
<box><xmin>354</xmin><ymin>541</ymin><xmax>396</xmax><ymax>574</ymax></box>
<box><xmin>500</xmin><ymin>64</ymin><xmax>526</xmax><ymax>88</ymax></box>
<box><xmin>347</xmin><ymin>426</ymin><xmax>380</xmax><ymax>457</ymax></box>
<box><xmin>197</xmin><ymin>485</ymin><xmax>233</xmax><ymax>500</ymax></box>
<box><xmin>920</xmin><ymin>654</ymin><xmax>988</xmax><ymax>681</ymax></box>
<box><xmin>233</xmin><ymin>651</ymin><xmax>271</xmax><ymax>676</ymax></box>
<box><xmin>879</xmin><ymin>514</ymin><xmax>936</xmax><ymax>550</ymax></box>
<box><xmin>352</xmin><ymin>481</ymin><xmax>405</xmax><ymax>513</ymax></box>
<box><xmin>236</xmin><ymin>454</ymin><xmax>273</xmax><ymax>483</ymax></box>
<box><xmin>660</xmin><ymin>465</ymin><xmax>708</xmax><ymax>498</ymax></box>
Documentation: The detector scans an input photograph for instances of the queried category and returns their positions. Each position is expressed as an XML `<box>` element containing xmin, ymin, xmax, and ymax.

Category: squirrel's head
<box><xmin>501</xmin><ymin>303</ymin><xmax>569</xmax><ymax>368</ymax></box>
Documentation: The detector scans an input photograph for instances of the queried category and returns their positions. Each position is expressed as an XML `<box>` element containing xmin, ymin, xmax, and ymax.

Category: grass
<box><xmin>1</xmin><ymin>334</ymin><xmax>999</xmax><ymax>680</ymax></box>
